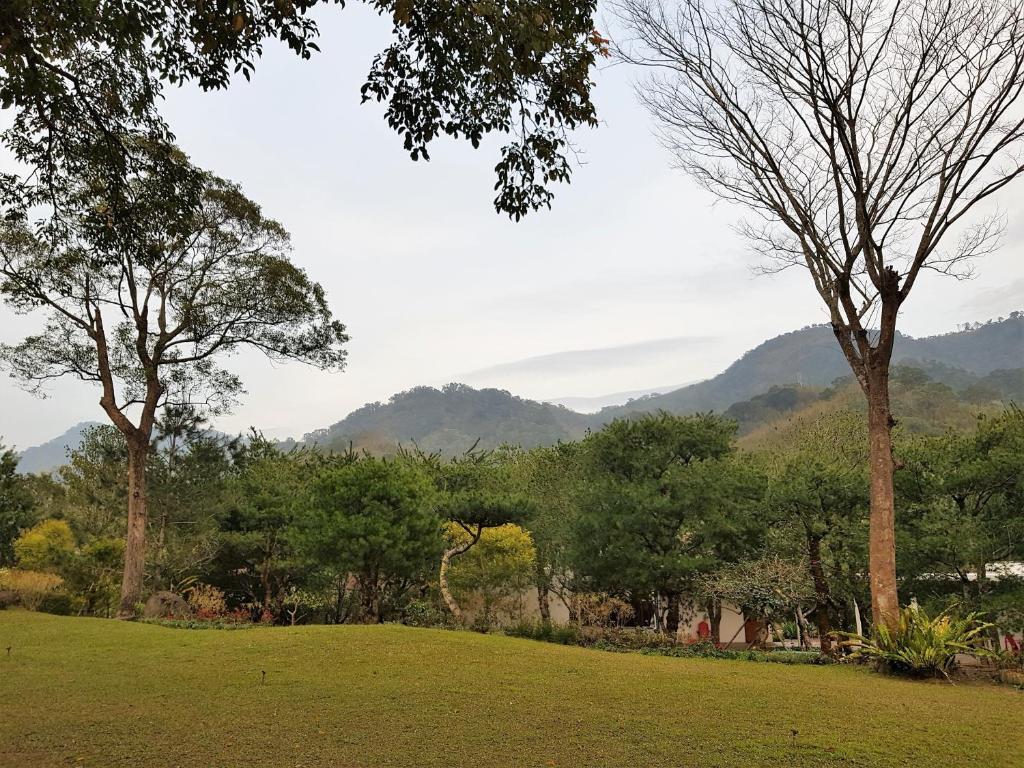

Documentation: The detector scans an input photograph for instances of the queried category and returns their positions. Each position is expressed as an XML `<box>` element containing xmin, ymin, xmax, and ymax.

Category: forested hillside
<box><xmin>301</xmin><ymin>383</ymin><xmax>590</xmax><ymax>455</ymax></box>
<box><xmin>595</xmin><ymin>313</ymin><xmax>1023</xmax><ymax>421</ymax></box>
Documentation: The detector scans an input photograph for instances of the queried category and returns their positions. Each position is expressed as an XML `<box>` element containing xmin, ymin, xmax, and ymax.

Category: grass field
<box><xmin>1</xmin><ymin>611</ymin><xmax>1021</xmax><ymax>767</ymax></box>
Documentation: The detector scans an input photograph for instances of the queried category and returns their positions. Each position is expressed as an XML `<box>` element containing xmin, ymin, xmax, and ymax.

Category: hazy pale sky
<box><xmin>2</xmin><ymin>6</ymin><xmax>1023</xmax><ymax>450</ymax></box>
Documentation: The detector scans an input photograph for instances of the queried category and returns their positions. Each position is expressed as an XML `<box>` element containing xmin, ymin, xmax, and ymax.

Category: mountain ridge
<box><xmin>15</xmin><ymin>313</ymin><xmax>1023</xmax><ymax>466</ymax></box>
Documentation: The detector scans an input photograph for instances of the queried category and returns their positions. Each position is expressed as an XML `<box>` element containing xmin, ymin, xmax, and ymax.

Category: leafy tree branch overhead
<box><xmin>0</xmin><ymin>0</ymin><xmax>608</xmax><ymax>220</ymax></box>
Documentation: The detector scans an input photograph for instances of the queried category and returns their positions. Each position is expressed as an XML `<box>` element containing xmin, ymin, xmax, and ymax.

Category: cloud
<box><xmin>461</xmin><ymin>335</ymin><xmax>721</xmax><ymax>381</ymax></box>
<box><xmin>956</xmin><ymin>277</ymin><xmax>1024</xmax><ymax>318</ymax></box>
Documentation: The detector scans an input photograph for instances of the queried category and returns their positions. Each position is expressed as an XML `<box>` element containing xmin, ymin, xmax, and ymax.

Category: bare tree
<box><xmin>0</xmin><ymin>142</ymin><xmax>348</xmax><ymax>616</ymax></box>
<box><xmin>614</xmin><ymin>0</ymin><xmax>1024</xmax><ymax>628</ymax></box>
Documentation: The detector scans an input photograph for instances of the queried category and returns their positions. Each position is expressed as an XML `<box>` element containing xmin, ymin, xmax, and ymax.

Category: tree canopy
<box><xmin>1</xmin><ymin>0</ymin><xmax>606</xmax><ymax>219</ymax></box>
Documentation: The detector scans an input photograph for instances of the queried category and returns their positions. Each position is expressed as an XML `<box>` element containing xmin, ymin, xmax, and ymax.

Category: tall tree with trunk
<box><xmin>292</xmin><ymin>456</ymin><xmax>443</xmax><ymax>623</ymax></box>
<box><xmin>896</xmin><ymin>405</ymin><xmax>1024</xmax><ymax>603</ymax></box>
<box><xmin>753</xmin><ymin>409</ymin><xmax>869</xmax><ymax>653</ymax></box>
<box><xmin>0</xmin><ymin>143</ymin><xmax>347</xmax><ymax>616</ymax></box>
<box><xmin>616</xmin><ymin>0</ymin><xmax>1024</xmax><ymax>628</ymax></box>
<box><xmin>438</xmin><ymin>494</ymin><xmax>529</xmax><ymax>623</ymax></box>
<box><xmin>571</xmin><ymin>412</ymin><xmax>761</xmax><ymax>636</ymax></box>
<box><xmin>406</xmin><ymin>444</ymin><xmax>531</xmax><ymax>622</ymax></box>
<box><xmin>512</xmin><ymin>442</ymin><xmax>586</xmax><ymax>622</ymax></box>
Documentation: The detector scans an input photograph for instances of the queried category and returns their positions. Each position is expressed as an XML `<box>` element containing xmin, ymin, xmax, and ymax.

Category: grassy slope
<box><xmin>1</xmin><ymin>612</ymin><xmax>1021</xmax><ymax>768</ymax></box>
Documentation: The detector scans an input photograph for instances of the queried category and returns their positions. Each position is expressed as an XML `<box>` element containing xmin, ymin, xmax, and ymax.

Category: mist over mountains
<box><xmin>15</xmin><ymin>313</ymin><xmax>1023</xmax><ymax>469</ymax></box>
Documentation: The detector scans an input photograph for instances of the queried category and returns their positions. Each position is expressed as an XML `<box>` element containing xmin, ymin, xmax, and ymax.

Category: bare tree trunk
<box><xmin>866</xmin><ymin>365</ymin><xmax>900</xmax><ymax>631</ymax></box>
<box><xmin>118</xmin><ymin>441</ymin><xmax>148</xmax><ymax>617</ymax></box>
<box><xmin>806</xmin><ymin>533</ymin><xmax>834</xmax><ymax>655</ymax></box>
<box><xmin>439</xmin><ymin>525</ymin><xmax>482</xmax><ymax>623</ymax></box>
<box><xmin>796</xmin><ymin>608</ymin><xmax>813</xmax><ymax>650</ymax></box>
<box><xmin>438</xmin><ymin>546</ymin><xmax>463</xmax><ymax>622</ymax></box>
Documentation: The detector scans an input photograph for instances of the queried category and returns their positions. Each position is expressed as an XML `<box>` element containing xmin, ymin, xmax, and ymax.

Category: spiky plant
<box><xmin>839</xmin><ymin>605</ymin><xmax>995</xmax><ymax>679</ymax></box>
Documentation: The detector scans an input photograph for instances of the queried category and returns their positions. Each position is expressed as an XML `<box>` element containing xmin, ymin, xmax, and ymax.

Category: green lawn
<box><xmin>0</xmin><ymin>611</ymin><xmax>1020</xmax><ymax>767</ymax></box>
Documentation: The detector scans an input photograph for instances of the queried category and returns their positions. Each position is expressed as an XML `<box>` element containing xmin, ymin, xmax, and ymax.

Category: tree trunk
<box><xmin>261</xmin><ymin>534</ymin><xmax>276</xmax><ymax>614</ymax></box>
<box><xmin>567</xmin><ymin>594</ymin><xmax>580</xmax><ymax>626</ymax></box>
<box><xmin>975</xmin><ymin>561</ymin><xmax>988</xmax><ymax>598</ymax></box>
<box><xmin>796</xmin><ymin>607</ymin><xmax>813</xmax><ymax>650</ymax></box>
<box><xmin>438</xmin><ymin>546</ymin><xmax>463</xmax><ymax>623</ymax></box>
<box><xmin>439</xmin><ymin>525</ymin><xmax>481</xmax><ymax>623</ymax></box>
<box><xmin>535</xmin><ymin>561</ymin><xmax>551</xmax><ymax>622</ymax></box>
<box><xmin>359</xmin><ymin>575</ymin><xmax>380</xmax><ymax>623</ymax></box>
<box><xmin>665</xmin><ymin>594</ymin><xmax>680</xmax><ymax>637</ymax></box>
<box><xmin>117</xmin><ymin>441</ymin><xmax>149</xmax><ymax>617</ymax></box>
<box><xmin>706</xmin><ymin>598</ymin><xmax>722</xmax><ymax>645</ymax></box>
<box><xmin>866</xmin><ymin>368</ymin><xmax>900</xmax><ymax>630</ymax></box>
<box><xmin>806</xmin><ymin>533</ymin><xmax>834</xmax><ymax>655</ymax></box>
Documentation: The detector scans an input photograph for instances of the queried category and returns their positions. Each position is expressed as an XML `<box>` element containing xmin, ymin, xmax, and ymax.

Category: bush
<box><xmin>38</xmin><ymin>591</ymin><xmax>78</xmax><ymax>616</ymax></box>
<box><xmin>506</xmin><ymin>620</ymin><xmax>582</xmax><ymax>645</ymax></box>
<box><xmin>400</xmin><ymin>597</ymin><xmax>454</xmax><ymax>628</ymax></box>
<box><xmin>839</xmin><ymin>605</ymin><xmax>995</xmax><ymax>678</ymax></box>
<box><xmin>0</xmin><ymin>568</ymin><xmax>64</xmax><ymax>611</ymax></box>
<box><xmin>13</xmin><ymin>519</ymin><xmax>74</xmax><ymax>572</ymax></box>
<box><xmin>571</xmin><ymin>593</ymin><xmax>635</xmax><ymax>628</ymax></box>
<box><xmin>186</xmin><ymin>583</ymin><xmax>228</xmax><ymax>620</ymax></box>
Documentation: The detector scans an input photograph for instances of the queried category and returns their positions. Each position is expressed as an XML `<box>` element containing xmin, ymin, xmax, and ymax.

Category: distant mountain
<box><xmin>303</xmin><ymin>383</ymin><xmax>590</xmax><ymax>456</ymax></box>
<box><xmin>20</xmin><ymin>314</ymin><xmax>1022</xmax><ymax>466</ymax></box>
<box><xmin>16</xmin><ymin>422</ymin><xmax>101</xmax><ymax>474</ymax></box>
<box><xmin>594</xmin><ymin>313</ymin><xmax>1023</xmax><ymax>423</ymax></box>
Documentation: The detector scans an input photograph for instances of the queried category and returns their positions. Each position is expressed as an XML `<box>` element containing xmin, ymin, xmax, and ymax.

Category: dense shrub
<box><xmin>571</xmin><ymin>593</ymin><xmax>635</xmax><ymax>628</ymax></box>
<box><xmin>840</xmin><ymin>605</ymin><xmax>994</xmax><ymax>678</ymax></box>
<box><xmin>187</xmin><ymin>583</ymin><xmax>228</xmax><ymax>619</ymax></box>
<box><xmin>400</xmin><ymin>598</ymin><xmax>455</xmax><ymax>629</ymax></box>
<box><xmin>0</xmin><ymin>568</ymin><xmax>64</xmax><ymax>610</ymax></box>
<box><xmin>506</xmin><ymin>620</ymin><xmax>583</xmax><ymax>645</ymax></box>
<box><xmin>38</xmin><ymin>591</ymin><xmax>78</xmax><ymax>615</ymax></box>
<box><xmin>13</xmin><ymin>520</ymin><xmax>74</xmax><ymax>572</ymax></box>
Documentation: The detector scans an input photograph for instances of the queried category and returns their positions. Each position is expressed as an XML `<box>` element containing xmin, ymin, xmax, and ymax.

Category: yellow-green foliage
<box><xmin>13</xmin><ymin>519</ymin><xmax>74</xmax><ymax>572</ymax></box>
<box><xmin>446</xmin><ymin>522</ymin><xmax>536</xmax><ymax>623</ymax></box>
<box><xmin>0</xmin><ymin>568</ymin><xmax>64</xmax><ymax>610</ymax></box>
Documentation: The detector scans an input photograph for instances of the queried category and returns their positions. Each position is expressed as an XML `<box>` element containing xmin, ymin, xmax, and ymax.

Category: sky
<box><xmin>2</xmin><ymin>6</ymin><xmax>1023</xmax><ymax>450</ymax></box>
